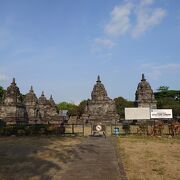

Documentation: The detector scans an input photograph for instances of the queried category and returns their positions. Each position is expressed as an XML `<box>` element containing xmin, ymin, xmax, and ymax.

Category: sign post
<box><xmin>125</xmin><ymin>108</ymin><xmax>151</xmax><ymax>120</ymax></box>
<box><xmin>150</xmin><ymin>109</ymin><xmax>173</xmax><ymax>119</ymax></box>
<box><xmin>92</xmin><ymin>123</ymin><xmax>106</xmax><ymax>138</ymax></box>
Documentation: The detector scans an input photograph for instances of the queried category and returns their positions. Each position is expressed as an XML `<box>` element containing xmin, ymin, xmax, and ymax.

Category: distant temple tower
<box><xmin>91</xmin><ymin>75</ymin><xmax>109</xmax><ymax>101</ymax></box>
<box><xmin>81</xmin><ymin>76</ymin><xmax>118</xmax><ymax>123</ymax></box>
<box><xmin>135</xmin><ymin>74</ymin><xmax>157</xmax><ymax>109</ymax></box>
<box><xmin>38</xmin><ymin>91</ymin><xmax>48</xmax><ymax>122</ymax></box>
<box><xmin>38</xmin><ymin>92</ymin><xmax>59</xmax><ymax>124</ymax></box>
<box><xmin>0</xmin><ymin>78</ymin><xmax>27</xmax><ymax>124</ymax></box>
<box><xmin>24</xmin><ymin>86</ymin><xmax>40</xmax><ymax>124</ymax></box>
<box><xmin>0</xmin><ymin>79</ymin><xmax>63</xmax><ymax>125</ymax></box>
<box><xmin>46</xmin><ymin>95</ymin><xmax>60</xmax><ymax>124</ymax></box>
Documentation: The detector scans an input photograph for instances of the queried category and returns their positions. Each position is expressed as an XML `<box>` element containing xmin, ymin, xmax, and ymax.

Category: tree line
<box><xmin>154</xmin><ymin>86</ymin><xmax>180</xmax><ymax>118</ymax></box>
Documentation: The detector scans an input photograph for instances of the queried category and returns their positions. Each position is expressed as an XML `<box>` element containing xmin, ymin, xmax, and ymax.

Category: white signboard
<box><xmin>151</xmin><ymin>109</ymin><xmax>173</xmax><ymax>119</ymax></box>
<box><xmin>125</xmin><ymin>108</ymin><xmax>150</xmax><ymax>120</ymax></box>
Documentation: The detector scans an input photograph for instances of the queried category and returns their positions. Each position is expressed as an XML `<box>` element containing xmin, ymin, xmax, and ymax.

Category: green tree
<box><xmin>154</xmin><ymin>87</ymin><xmax>180</xmax><ymax>118</ymax></box>
<box><xmin>57</xmin><ymin>102</ymin><xmax>78</xmax><ymax>116</ymax></box>
<box><xmin>77</xmin><ymin>100</ymin><xmax>87</xmax><ymax>117</ymax></box>
<box><xmin>157</xmin><ymin>86</ymin><xmax>169</xmax><ymax>92</ymax></box>
<box><xmin>155</xmin><ymin>90</ymin><xmax>180</xmax><ymax>101</ymax></box>
<box><xmin>114</xmin><ymin>97</ymin><xmax>134</xmax><ymax>118</ymax></box>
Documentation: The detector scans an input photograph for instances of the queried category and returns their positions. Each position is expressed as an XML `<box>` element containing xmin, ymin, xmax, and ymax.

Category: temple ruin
<box><xmin>81</xmin><ymin>76</ymin><xmax>119</xmax><ymax>123</ymax></box>
<box><xmin>135</xmin><ymin>74</ymin><xmax>157</xmax><ymax>109</ymax></box>
<box><xmin>0</xmin><ymin>75</ymin><xmax>158</xmax><ymax>125</ymax></box>
<box><xmin>0</xmin><ymin>78</ymin><xmax>27</xmax><ymax>124</ymax></box>
<box><xmin>0</xmin><ymin>78</ymin><xmax>61</xmax><ymax>125</ymax></box>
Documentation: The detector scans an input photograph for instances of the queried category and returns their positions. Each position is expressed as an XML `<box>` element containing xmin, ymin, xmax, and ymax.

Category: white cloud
<box><xmin>105</xmin><ymin>2</ymin><xmax>133</xmax><ymax>36</ymax></box>
<box><xmin>91</xmin><ymin>38</ymin><xmax>115</xmax><ymax>57</ymax></box>
<box><xmin>160</xmin><ymin>64</ymin><xmax>180</xmax><ymax>70</ymax></box>
<box><xmin>132</xmin><ymin>7</ymin><xmax>166</xmax><ymax>37</ymax></box>
<box><xmin>142</xmin><ymin>63</ymin><xmax>180</xmax><ymax>70</ymax></box>
<box><xmin>0</xmin><ymin>16</ymin><xmax>15</xmax><ymax>48</ymax></box>
<box><xmin>141</xmin><ymin>63</ymin><xmax>180</xmax><ymax>79</ymax></box>
<box><xmin>0</xmin><ymin>73</ymin><xmax>8</xmax><ymax>81</ymax></box>
<box><xmin>92</xmin><ymin>0</ymin><xmax>166</xmax><ymax>55</ymax></box>
<box><xmin>104</xmin><ymin>0</ymin><xmax>166</xmax><ymax>38</ymax></box>
<box><xmin>94</xmin><ymin>38</ymin><xmax>115</xmax><ymax>48</ymax></box>
<box><xmin>0</xmin><ymin>27</ymin><xmax>10</xmax><ymax>48</ymax></box>
<box><xmin>140</xmin><ymin>0</ymin><xmax>154</xmax><ymax>6</ymax></box>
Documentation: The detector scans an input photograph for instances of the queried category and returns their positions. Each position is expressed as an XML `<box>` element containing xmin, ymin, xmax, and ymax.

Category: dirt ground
<box><xmin>1</xmin><ymin>135</ymin><xmax>179</xmax><ymax>180</ymax></box>
<box><xmin>0</xmin><ymin>136</ymin><xmax>82</xmax><ymax>180</ymax></box>
<box><xmin>117</xmin><ymin>136</ymin><xmax>180</xmax><ymax>180</ymax></box>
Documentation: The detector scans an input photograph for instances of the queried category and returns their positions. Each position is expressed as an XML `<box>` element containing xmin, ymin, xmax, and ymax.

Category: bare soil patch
<box><xmin>0</xmin><ymin>136</ymin><xmax>82</xmax><ymax>180</ymax></box>
<box><xmin>117</xmin><ymin>136</ymin><xmax>180</xmax><ymax>180</ymax></box>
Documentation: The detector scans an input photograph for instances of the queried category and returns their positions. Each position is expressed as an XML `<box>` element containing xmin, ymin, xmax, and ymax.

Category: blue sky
<box><xmin>0</xmin><ymin>0</ymin><xmax>180</xmax><ymax>104</ymax></box>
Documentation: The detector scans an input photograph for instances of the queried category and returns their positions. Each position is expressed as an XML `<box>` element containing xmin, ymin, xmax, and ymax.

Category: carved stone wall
<box><xmin>24</xmin><ymin>86</ymin><xmax>40</xmax><ymax>124</ymax></box>
<box><xmin>38</xmin><ymin>92</ymin><xmax>60</xmax><ymax>124</ymax></box>
<box><xmin>81</xmin><ymin>76</ymin><xmax>119</xmax><ymax>123</ymax></box>
<box><xmin>135</xmin><ymin>74</ymin><xmax>157</xmax><ymax>109</ymax></box>
<box><xmin>0</xmin><ymin>78</ymin><xmax>27</xmax><ymax>124</ymax></box>
<box><xmin>0</xmin><ymin>79</ymin><xmax>62</xmax><ymax>125</ymax></box>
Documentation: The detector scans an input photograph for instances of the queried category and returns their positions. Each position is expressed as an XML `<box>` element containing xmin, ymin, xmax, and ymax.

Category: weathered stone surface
<box><xmin>24</xmin><ymin>86</ymin><xmax>40</xmax><ymax>124</ymax></box>
<box><xmin>46</xmin><ymin>95</ymin><xmax>60</xmax><ymax>124</ymax></box>
<box><xmin>91</xmin><ymin>75</ymin><xmax>109</xmax><ymax>101</ymax></box>
<box><xmin>135</xmin><ymin>74</ymin><xmax>157</xmax><ymax>109</ymax></box>
<box><xmin>81</xmin><ymin>76</ymin><xmax>118</xmax><ymax>123</ymax></box>
<box><xmin>38</xmin><ymin>92</ymin><xmax>60</xmax><ymax>124</ymax></box>
<box><xmin>38</xmin><ymin>91</ymin><xmax>48</xmax><ymax>121</ymax></box>
<box><xmin>0</xmin><ymin>78</ymin><xmax>27</xmax><ymax>124</ymax></box>
<box><xmin>0</xmin><ymin>79</ymin><xmax>62</xmax><ymax>125</ymax></box>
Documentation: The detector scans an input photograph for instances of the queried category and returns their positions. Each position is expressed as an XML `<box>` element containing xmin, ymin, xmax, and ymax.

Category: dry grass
<box><xmin>0</xmin><ymin>136</ymin><xmax>82</xmax><ymax>180</ymax></box>
<box><xmin>117</xmin><ymin>136</ymin><xmax>180</xmax><ymax>180</ymax></box>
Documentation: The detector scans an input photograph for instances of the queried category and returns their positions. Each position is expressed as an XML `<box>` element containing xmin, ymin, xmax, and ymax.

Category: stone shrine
<box><xmin>0</xmin><ymin>78</ymin><xmax>27</xmax><ymax>124</ymax></box>
<box><xmin>24</xmin><ymin>86</ymin><xmax>40</xmax><ymax>124</ymax></box>
<box><xmin>135</xmin><ymin>74</ymin><xmax>157</xmax><ymax>109</ymax></box>
<box><xmin>0</xmin><ymin>78</ymin><xmax>62</xmax><ymax>125</ymax></box>
<box><xmin>81</xmin><ymin>76</ymin><xmax>118</xmax><ymax>123</ymax></box>
<box><xmin>39</xmin><ymin>93</ymin><xmax>60</xmax><ymax>124</ymax></box>
<box><xmin>38</xmin><ymin>91</ymin><xmax>48</xmax><ymax>121</ymax></box>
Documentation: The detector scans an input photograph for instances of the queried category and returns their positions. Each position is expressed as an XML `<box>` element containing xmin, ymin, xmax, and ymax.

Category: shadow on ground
<box><xmin>0</xmin><ymin>136</ymin><xmax>85</xmax><ymax>180</ymax></box>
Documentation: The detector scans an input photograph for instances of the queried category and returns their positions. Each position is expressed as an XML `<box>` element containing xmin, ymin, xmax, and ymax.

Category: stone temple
<box><xmin>0</xmin><ymin>78</ymin><xmax>62</xmax><ymax>125</ymax></box>
<box><xmin>135</xmin><ymin>74</ymin><xmax>157</xmax><ymax>109</ymax></box>
<box><xmin>0</xmin><ymin>78</ymin><xmax>27</xmax><ymax>124</ymax></box>
<box><xmin>81</xmin><ymin>76</ymin><xmax>118</xmax><ymax>123</ymax></box>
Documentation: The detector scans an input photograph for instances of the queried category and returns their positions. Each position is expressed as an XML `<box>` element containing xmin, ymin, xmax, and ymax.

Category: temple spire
<box><xmin>30</xmin><ymin>85</ymin><xmax>33</xmax><ymax>92</ymax></box>
<box><xmin>96</xmin><ymin>75</ymin><xmax>101</xmax><ymax>83</ymax></box>
<box><xmin>12</xmin><ymin>78</ymin><xmax>16</xmax><ymax>85</ymax></box>
<box><xmin>49</xmin><ymin>94</ymin><xmax>56</xmax><ymax>106</ymax></box>
<box><xmin>50</xmin><ymin>94</ymin><xmax>53</xmax><ymax>100</ymax></box>
<box><xmin>141</xmin><ymin>73</ymin><xmax>146</xmax><ymax>81</ymax></box>
<box><xmin>41</xmin><ymin>91</ymin><xmax>44</xmax><ymax>96</ymax></box>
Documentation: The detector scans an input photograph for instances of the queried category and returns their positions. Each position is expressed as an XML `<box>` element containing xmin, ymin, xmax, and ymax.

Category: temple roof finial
<box><xmin>12</xmin><ymin>78</ymin><xmax>16</xmax><ymax>85</ymax></box>
<box><xmin>42</xmin><ymin>91</ymin><xmax>44</xmax><ymax>96</ymax></box>
<box><xmin>141</xmin><ymin>73</ymin><xmax>146</xmax><ymax>81</ymax></box>
<box><xmin>50</xmin><ymin>94</ymin><xmax>53</xmax><ymax>100</ymax></box>
<box><xmin>49</xmin><ymin>94</ymin><xmax>55</xmax><ymax>106</ymax></box>
<box><xmin>97</xmin><ymin>75</ymin><xmax>101</xmax><ymax>83</ymax></box>
<box><xmin>30</xmin><ymin>85</ymin><xmax>33</xmax><ymax>92</ymax></box>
